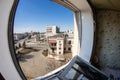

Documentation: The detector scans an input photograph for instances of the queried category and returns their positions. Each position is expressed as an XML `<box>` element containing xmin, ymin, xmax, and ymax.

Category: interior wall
<box><xmin>94</xmin><ymin>10</ymin><xmax>120</xmax><ymax>69</ymax></box>
<box><xmin>0</xmin><ymin>0</ymin><xmax>22</xmax><ymax>80</ymax></box>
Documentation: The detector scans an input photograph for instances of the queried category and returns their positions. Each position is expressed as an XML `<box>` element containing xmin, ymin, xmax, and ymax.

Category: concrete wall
<box><xmin>94</xmin><ymin>10</ymin><xmax>120</xmax><ymax>69</ymax></box>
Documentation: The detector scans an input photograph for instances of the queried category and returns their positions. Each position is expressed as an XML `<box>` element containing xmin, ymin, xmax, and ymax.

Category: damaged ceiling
<box><xmin>88</xmin><ymin>0</ymin><xmax>120</xmax><ymax>11</ymax></box>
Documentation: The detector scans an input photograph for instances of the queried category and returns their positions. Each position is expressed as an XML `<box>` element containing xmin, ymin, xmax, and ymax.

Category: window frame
<box><xmin>8</xmin><ymin>0</ymin><xmax>27</xmax><ymax>80</ymax></box>
<box><xmin>8</xmin><ymin>0</ymin><xmax>94</xmax><ymax>79</ymax></box>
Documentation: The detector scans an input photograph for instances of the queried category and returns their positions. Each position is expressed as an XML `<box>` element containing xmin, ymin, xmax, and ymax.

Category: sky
<box><xmin>14</xmin><ymin>0</ymin><xmax>74</xmax><ymax>33</ymax></box>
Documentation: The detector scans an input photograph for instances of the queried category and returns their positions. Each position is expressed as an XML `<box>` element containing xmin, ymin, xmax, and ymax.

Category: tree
<box><xmin>23</xmin><ymin>41</ymin><xmax>26</xmax><ymax>48</ymax></box>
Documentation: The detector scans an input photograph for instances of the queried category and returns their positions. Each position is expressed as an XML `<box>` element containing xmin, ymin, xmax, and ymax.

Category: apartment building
<box><xmin>48</xmin><ymin>32</ymin><xmax>73</xmax><ymax>55</ymax></box>
<box><xmin>46</xmin><ymin>26</ymin><xmax>60</xmax><ymax>37</ymax></box>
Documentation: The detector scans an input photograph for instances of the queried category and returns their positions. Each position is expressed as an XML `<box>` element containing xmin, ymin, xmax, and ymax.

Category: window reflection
<box><xmin>64</xmin><ymin>59</ymin><xmax>108</xmax><ymax>80</ymax></box>
<box><xmin>49</xmin><ymin>77</ymin><xmax>60</xmax><ymax>80</ymax></box>
<box><xmin>65</xmin><ymin>68</ymin><xmax>80</xmax><ymax>80</ymax></box>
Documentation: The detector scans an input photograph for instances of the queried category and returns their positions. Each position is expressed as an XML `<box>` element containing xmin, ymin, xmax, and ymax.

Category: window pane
<box><xmin>49</xmin><ymin>77</ymin><xmax>60</xmax><ymax>80</ymax></box>
<box><xmin>65</xmin><ymin>68</ymin><xmax>80</xmax><ymax>80</ymax></box>
<box><xmin>14</xmin><ymin>0</ymin><xmax>73</xmax><ymax>79</ymax></box>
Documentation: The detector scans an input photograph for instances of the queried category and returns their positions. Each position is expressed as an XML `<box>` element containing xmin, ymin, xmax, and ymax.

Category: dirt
<box><xmin>19</xmin><ymin>50</ymin><xmax>72</xmax><ymax>80</ymax></box>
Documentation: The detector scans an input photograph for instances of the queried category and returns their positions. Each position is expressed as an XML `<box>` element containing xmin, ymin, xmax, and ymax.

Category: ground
<box><xmin>16</xmin><ymin>40</ymin><xmax>72</xmax><ymax>80</ymax></box>
<box><xmin>18</xmin><ymin>49</ymin><xmax>72</xmax><ymax>80</ymax></box>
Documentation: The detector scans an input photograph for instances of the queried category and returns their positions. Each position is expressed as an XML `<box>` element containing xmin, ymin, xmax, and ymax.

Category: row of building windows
<box><xmin>58</xmin><ymin>40</ymin><xmax>71</xmax><ymax>44</ymax></box>
<box><xmin>64</xmin><ymin>47</ymin><xmax>71</xmax><ymax>51</ymax></box>
<box><xmin>58</xmin><ymin>47</ymin><xmax>71</xmax><ymax>51</ymax></box>
<box><xmin>58</xmin><ymin>47</ymin><xmax>71</xmax><ymax>54</ymax></box>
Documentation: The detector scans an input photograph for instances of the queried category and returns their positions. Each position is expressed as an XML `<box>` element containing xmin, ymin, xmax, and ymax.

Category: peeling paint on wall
<box><xmin>95</xmin><ymin>10</ymin><xmax>120</xmax><ymax>69</ymax></box>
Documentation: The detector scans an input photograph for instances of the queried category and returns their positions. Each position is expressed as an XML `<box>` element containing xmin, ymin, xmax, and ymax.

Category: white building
<box><xmin>46</xmin><ymin>26</ymin><xmax>60</xmax><ymax>37</ymax></box>
<box><xmin>56</xmin><ymin>38</ymin><xmax>64</xmax><ymax>54</ymax></box>
<box><xmin>48</xmin><ymin>33</ymin><xmax>73</xmax><ymax>55</ymax></box>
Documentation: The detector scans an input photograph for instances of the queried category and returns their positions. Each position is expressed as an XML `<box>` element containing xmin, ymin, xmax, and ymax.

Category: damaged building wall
<box><xmin>94</xmin><ymin>10</ymin><xmax>120</xmax><ymax>69</ymax></box>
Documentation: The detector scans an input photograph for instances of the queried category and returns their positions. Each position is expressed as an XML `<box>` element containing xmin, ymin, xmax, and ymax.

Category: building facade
<box><xmin>48</xmin><ymin>33</ymin><xmax>73</xmax><ymax>55</ymax></box>
<box><xmin>46</xmin><ymin>26</ymin><xmax>60</xmax><ymax>37</ymax></box>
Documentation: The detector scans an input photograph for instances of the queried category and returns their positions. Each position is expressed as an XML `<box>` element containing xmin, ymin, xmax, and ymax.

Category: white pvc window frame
<box><xmin>0</xmin><ymin>0</ymin><xmax>26</xmax><ymax>80</ymax></box>
<box><xmin>53</xmin><ymin>0</ymin><xmax>94</xmax><ymax>62</ymax></box>
<box><xmin>0</xmin><ymin>0</ymin><xmax>94</xmax><ymax>80</ymax></box>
